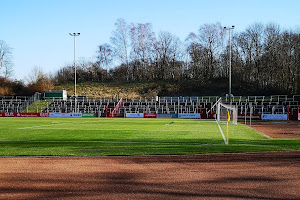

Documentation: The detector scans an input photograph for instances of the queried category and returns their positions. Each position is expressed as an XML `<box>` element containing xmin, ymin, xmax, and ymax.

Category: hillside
<box><xmin>54</xmin><ymin>82</ymin><xmax>165</xmax><ymax>98</ymax></box>
<box><xmin>52</xmin><ymin>79</ymin><xmax>283</xmax><ymax>98</ymax></box>
<box><xmin>0</xmin><ymin>76</ymin><xmax>286</xmax><ymax>97</ymax></box>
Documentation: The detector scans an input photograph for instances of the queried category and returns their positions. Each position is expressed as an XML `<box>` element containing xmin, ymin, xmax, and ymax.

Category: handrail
<box><xmin>111</xmin><ymin>98</ymin><xmax>123</xmax><ymax>117</ymax></box>
<box><xmin>206</xmin><ymin>97</ymin><xmax>222</xmax><ymax>115</ymax></box>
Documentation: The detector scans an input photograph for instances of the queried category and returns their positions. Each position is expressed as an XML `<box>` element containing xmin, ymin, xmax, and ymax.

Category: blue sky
<box><xmin>1</xmin><ymin>0</ymin><xmax>299</xmax><ymax>81</ymax></box>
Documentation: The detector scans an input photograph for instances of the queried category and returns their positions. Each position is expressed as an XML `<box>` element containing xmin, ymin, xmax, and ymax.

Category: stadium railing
<box><xmin>0</xmin><ymin>95</ymin><xmax>298</xmax><ymax>119</ymax></box>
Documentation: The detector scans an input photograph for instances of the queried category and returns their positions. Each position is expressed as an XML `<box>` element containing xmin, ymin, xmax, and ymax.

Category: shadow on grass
<box><xmin>0</xmin><ymin>138</ymin><xmax>299</xmax><ymax>156</ymax></box>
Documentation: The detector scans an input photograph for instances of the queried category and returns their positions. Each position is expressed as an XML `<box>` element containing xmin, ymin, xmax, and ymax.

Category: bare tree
<box><xmin>154</xmin><ymin>31</ymin><xmax>184</xmax><ymax>80</ymax></box>
<box><xmin>27</xmin><ymin>66</ymin><xmax>53</xmax><ymax>91</ymax></box>
<box><xmin>97</xmin><ymin>43</ymin><xmax>114</xmax><ymax>70</ymax></box>
<box><xmin>169</xmin><ymin>34</ymin><xmax>184</xmax><ymax>80</ymax></box>
<box><xmin>155</xmin><ymin>31</ymin><xmax>173</xmax><ymax>79</ymax></box>
<box><xmin>0</xmin><ymin>40</ymin><xmax>13</xmax><ymax>79</ymax></box>
<box><xmin>110</xmin><ymin>18</ymin><xmax>130</xmax><ymax>80</ymax></box>
<box><xmin>277</xmin><ymin>31</ymin><xmax>300</xmax><ymax>93</ymax></box>
<box><xmin>261</xmin><ymin>23</ymin><xmax>281</xmax><ymax>87</ymax></box>
<box><xmin>3</xmin><ymin>61</ymin><xmax>13</xmax><ymax>79</ymax></box>
<box><xmin>129</xmin><ymin>22</ymin><xmax>156</xmax><ymax>80</ymax></box>
<box><xmin>246</xmin><ymin>23</ymin><xmax>265</xmax><ymax>82</ymax></box>
<box><xmin>27</xmin><ymin>66</ymin><xmax>44</xmax><ymax>84</ymax></box>
<box><xmin>186</xmin><ymin>22</ymin><xmax>226</xmax><ymax>79</ymax></box>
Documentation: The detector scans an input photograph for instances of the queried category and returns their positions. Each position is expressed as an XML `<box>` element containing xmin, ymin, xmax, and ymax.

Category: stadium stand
<box><xmin>39</xmin><ymin>95</ymin><xmax>299</xmax><ymax>119</ymax></box>
<box><xmin>0</xmin><ymin>93</ymin><xmax>40</xmax><ymax>113</ymax></box>
<box><xmin>45</xmin><ymin>96</ymin><xmax>109</xmax><ymax>117</ymax></box>
<box><xmin>1</xmin><ymin>94</ymin><xmax>299</xmax><ymax>119</ymax></box>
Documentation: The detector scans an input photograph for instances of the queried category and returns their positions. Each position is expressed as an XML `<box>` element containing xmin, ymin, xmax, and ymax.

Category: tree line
<box><xmin>1</xmin><ymin>19</ymin><xmax>300</xmax><ymax>95</ymax></box>
<box><xmin>53</xmin><ymin>19</ymin><xmax>300</xmax><ymax>94</ymax></box>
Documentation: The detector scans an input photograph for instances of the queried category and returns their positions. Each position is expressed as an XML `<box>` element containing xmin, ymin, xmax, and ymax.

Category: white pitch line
<box><xmin>19</xmin><ymin>125</ymin><xmax>53</xmax><ymax>129</ymax></box>
<box><xmin>216</xmin><ymin>120</ymin><xmax>227</xmax><ymax>145</ymax></box>
<box><xmin>0</xmin><ymin>140</ymin><xmax>223</xmax><ymax>146</ymax></box>
<box><xmin>19</xmin><ymin>123</ymin><xmax>74</xmax><ymax>129</ymax></box>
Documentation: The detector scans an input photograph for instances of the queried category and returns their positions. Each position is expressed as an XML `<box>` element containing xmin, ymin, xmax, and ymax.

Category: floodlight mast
<box><xmin>69</xmin><ymin>33</ymin><xmax>80</xmax><ymax>97</ymax></box>
<box><xmin>224</xmin><ymin>26</ymin><xmax>234</xmax><ymax>105</ymax></box>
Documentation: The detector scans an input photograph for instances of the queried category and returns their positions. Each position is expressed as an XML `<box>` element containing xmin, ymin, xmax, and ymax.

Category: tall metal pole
<box><xmin>229</xmin><ymin>28</ymin><xmax>232</xmax><ymax>105</ymax></box>
<box><xmin>74</xmin><ymin>35</ymin><xmax>76</xmax><ymax>96</ymax></box>
<box><xmin>224</xmin><ymin>26</ymin><xmax>234</xmax><ymax>104</ymax></box>
<box><xmin>69</xmin><ymin>33</ymin><xmax>80</xmax><ymax>97</ymax></box>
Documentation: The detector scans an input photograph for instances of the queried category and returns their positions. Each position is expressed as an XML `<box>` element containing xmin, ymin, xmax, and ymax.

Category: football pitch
<box><xmin>0</xmin><ymin>118</ymin><xmax>299</xmax><ymax>156</ymax></box>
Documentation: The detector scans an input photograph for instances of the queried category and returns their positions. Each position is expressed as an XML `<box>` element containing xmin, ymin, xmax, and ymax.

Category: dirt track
<box><xmin>245</xmin><ymin>121</ymin><xmax>300</xmax><ymax>138</ymax></box>
<box><xmin>1</xmin><ymin>151</ymin><xmax>300</xmax><ymax>200</ymax></box>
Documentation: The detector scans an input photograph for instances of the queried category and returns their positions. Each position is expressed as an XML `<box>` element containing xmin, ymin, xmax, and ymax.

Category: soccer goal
<box><xmin>216</xmin><ymin>102</ymin><xmax>237</xmax><ymax>144</ymax></box>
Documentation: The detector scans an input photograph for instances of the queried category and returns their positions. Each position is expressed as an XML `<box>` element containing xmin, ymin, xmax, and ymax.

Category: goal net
<box><xmin>216</xmin><ymin>102</ymin><xmax>237</xmax><ymax>144</ymax></box>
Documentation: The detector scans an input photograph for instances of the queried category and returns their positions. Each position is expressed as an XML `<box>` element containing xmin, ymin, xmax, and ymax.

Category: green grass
<box><xmin>0</xmin><ymin>118</ymin><xmax>299</xmax><ymax>156</ymax></box>
<box><xmin>22</xmin><ymin>100</ymin><xmax>53</xmax><ymax>113</ymax></box>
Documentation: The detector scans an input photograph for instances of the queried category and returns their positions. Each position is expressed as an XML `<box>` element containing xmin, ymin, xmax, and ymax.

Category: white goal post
<box><xmin>217</xmin><ymin>102</ymin><xmax>238</xmax><ymax>125</ymax></box>
<box><xmin>216</xmin><ymin>102</ymin><xmax>238</xmax><ymax>144</ymax></box>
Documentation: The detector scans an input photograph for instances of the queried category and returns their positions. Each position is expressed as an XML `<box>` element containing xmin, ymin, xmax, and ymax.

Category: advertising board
<box><xmin>50</xmin><ymin>113</ymin><xmax>64</xmax><ymax>117</ymax></box>
<box><xmin>0</xmin><ymin>112</ymin><xmax>49</xmax><ymax>117</ymax></box>
<box><xmin>261</xmin><ymin>114</ymin><xmax>288</xmax><ymax>120</ymax></box>
<box><xmin>40</xmin><ymin>113</ymin><xmax>50</xmax><ymax>117</ymax></box>
<box><xmin>49</xmin><ymin>113</ymin><xmax>69</xmax><ymax>117</ymax></box>
<box><xmin>82</xmin><ymin>113</ymin><xmax>95</xmax><ymax>117</ymax></box>
<box><xmin>0</xmin><ymin>112</ymin><xmax>14</xmax><ymax>117</ymax></box>
<box><xmin>157</xmin><ymin>114</ymin><xmax>178</xmax><ymax>118</ymax></box>
<box><xmin>126</xmin><ymin>113</ymin><xmax>144</xmax><ymax>118</ymax></box>
<box><xmin>178</xmin><ymin>113</ymin><xmax>201</xmax><ymax>119</ymax></box>
<box><xmin>49</xmin><ymin>113</ymin><xmax>82</xmax><ymax>118</ymax></box>
<box><xmin>19</xmin><ymin>113</ymin><xmax>49</xmax><ymax>117</ymax></box>
<box><xmin>71</xmin><ymin>113</ymin><xmax>82</xmax><ymax>118</ymax></box>
<box><xmin>237</xmin><ymin>114</ymin><xmax>261</xmax><ymax>119</ymax></box>
<box><xmin>144</xmin><ymin>113</ymin><xmax>157</xmax><ymax>118</ymax></box>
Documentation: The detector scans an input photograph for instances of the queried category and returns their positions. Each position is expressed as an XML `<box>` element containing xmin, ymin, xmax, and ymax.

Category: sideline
<box><xmin>0</xmin><ymin>140</ymin><xmax>224</xmax><ymax>146</ymax></box>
